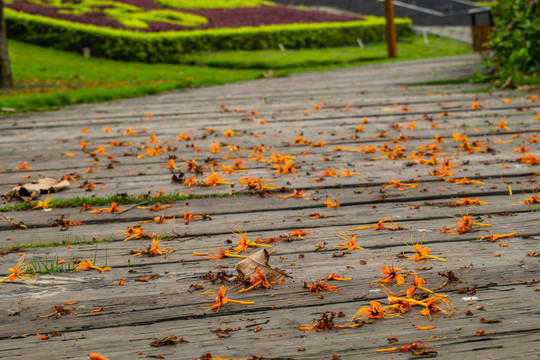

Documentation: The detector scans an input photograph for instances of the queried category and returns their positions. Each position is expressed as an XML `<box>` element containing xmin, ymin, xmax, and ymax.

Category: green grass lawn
<box><xmin>181</xmin><ymin>35</ymin><xmax>472</xmax><ymax>69</ymax></box>
<box><xmin>1</xmin><ymin>34</ymin><xmax>472</xmax><ymax>114</ymax></box>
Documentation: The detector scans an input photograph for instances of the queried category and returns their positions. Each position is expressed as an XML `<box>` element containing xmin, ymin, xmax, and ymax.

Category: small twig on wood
<box><xmin>245</xmin><ymin>319</ymin><xmax>270</xmax><ymax>328</ymax></box>
<box><xmin>116</xmin><ymin>201</ymin><xmax>148</xmax><ymax>214</ymax></box>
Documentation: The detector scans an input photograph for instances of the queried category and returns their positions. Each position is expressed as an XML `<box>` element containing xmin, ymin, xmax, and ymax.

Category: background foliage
<box><xmin>488</xmin><ymin>0</ymin><xmax>539</xmax><ymax>84</ymax></box>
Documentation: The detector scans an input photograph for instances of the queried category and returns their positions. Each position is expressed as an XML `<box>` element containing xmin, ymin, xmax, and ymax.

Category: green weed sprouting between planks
<box><xmin>0</xmin><ymin>191</ymin><xmax>243</xmax><ymax>212</ymax></box>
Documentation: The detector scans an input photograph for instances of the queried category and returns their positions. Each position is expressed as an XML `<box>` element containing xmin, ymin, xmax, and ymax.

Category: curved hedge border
<box><xmin>5</xmin><ymin>9</ymin><xmax>412</xmax><ymax>62</ymax></box>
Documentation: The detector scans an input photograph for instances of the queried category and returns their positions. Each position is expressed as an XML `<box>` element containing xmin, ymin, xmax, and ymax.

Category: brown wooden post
<box><xmin>0</xmin><ymin>0</ymin><xmax>13</xmax><ymax>90</ymax></box>
<box><xmin>384</xmin><ymin>0</ymin><xmax>397</xmax><ymax>58</ymax></box>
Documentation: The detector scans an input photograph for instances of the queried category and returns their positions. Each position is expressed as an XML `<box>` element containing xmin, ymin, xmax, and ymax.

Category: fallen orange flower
<box><xmin>325</xmin><ymin>199</ymin><xmax>340</xmax><ymax>207</ymax></box>
<box><xmin>200</xmin><ymin>285</ymin><xmax>254</xmax><ymax>312</ymax></box>
<box><xmin>445</xmin><ymin>177</ymin><xmax>485</xmax><ymax>185</ymax></box>
<box><xmin>350</xmin><ymin>217</ymin><xmax>402</xmax><ymax>231</ymax></box>
<box><xmin>239</xmin><ymin>177</ymin><xmax>280</xmax><ymax>192</ymax></box>
<box><xmin>0</xmin><ymin>256</ymin><xmax>34</xmax><ymax>283</ymax></box>
<box><xmin>133</xmin><ymin>237</ymin><xmax>175</xmax><ymax>257</ymax></box>
<box><xmin>519</xmin><ymin>154</ymin><xmax>540</xmax><ymax>165</ymax></box>
<box><xmin>498</xmin><ymin>121</ymin><xmax>510</xmax><ymax>130</ymax></box>
<box><xmin>478</xmin><ymin>232</ymin><xmax>517</xmax><ymax>243</ymax></box>
<box><xmin>192</xmin><ymin>246</ymin><xmax>247</xmax><ymax>260</ymax></box>
<box><xmin>139</xmin><ymin>215</ymin><xmax>175</xmax><ymax>224</ymax></box>
<box><xmin>376</xmin><ymin>342</ymin><xmax>433</xmax><ymax>353</ymax></box>
<box><xmin>138</xmin><ymin>203</ymin><xmax>173</xmax><ymax>213</ymax></box>
<box><xmin>288</xmin><ymin>229</ymin><xmax>313</xmax><ymax>240</ymax></box>
<box><xmin>232</xmin><ymin>227</ymin><xmax>272</xmax><ymax>253</ymax></box>
<box><xmin>272</xmin><ymin>161</ymin><xmax>296</xmax><ymax>174</ymax></box>
<box><xmin>418</xmin><ymin>296</ymin><xmax>454</xmax><ymax>319</ymax></box>
<box><xmin>326</xmin><ymin>273</ymin><xmax>352</xmax><ymax>281</ymax></box>
<box><xmin>277</xmin><ymin>189</ymin><xmax>307</xmax><ymax>198</ymax></box>
<box><xmin>165</xmin><ymin>158</ymin><xmax>178</xmax><ymax>170</ymax></box>
<box><xmin>238</xmin><ymin>269</ymin><xmax>280</xmax><ymax>293</ymax></box>
<box><xmin>89</xmin><ymin>202</ymin><xmax>124</xmax><ymax>214</ymax></box>
<box><xmin>372</xmin><ymin>251</ymin><xmax>406</xmax><ymax>286</ymax></box>
<box><xmin>268</xmin><ymin>153</ymin><xmax>295</xmax><ymax>164</ymax></box>
<box><xmin>38</xmin><ymin>304</ymin><xmax>76</xmax><ymax>318</ymax></box>
<box><xmin>303</xmin><ymin>281</ymin><xmax>340</xmax><ymax>295</ymax></box>
<box><xmin>177</xmin><ymin>132</ymin><xmax>193</xmax><ymax>141</ymax></box>
<box><xmin>335</xmin><ymin>233</ymin><xmax>363</xmax><ymax>251</ymax></box>
<box><xmin>327</xmin><ymin>146</ymin><xmax>363</xmax><ymax>152</ymax></box>
<box><xmin>383</xmin><ymin>180</ymin><xmax>419</xmax><ymax>189</ymax></box>
<box><xmin>299</xmin><ymin>311</ymin><xmax>348</xmax><ymax>331</ymax></box>
<box><xmin>444</xmin><ymin>208</ymin><xmax>491</xmax><ymax>235</ymax></box>
<box><xmin>352</xmin><ymin>301</ymin><xmax>395</xmax><ymax>320</ymax></box>
<box><xmin>522</xmin><ymin>189</ymin><xmax>540</xmax><ymax>204</ymax></box>
<box><xmin>184</xmin><ymin>176</ymin><xmax>196</xmax><ymax>187</ymax></box>
<box><xmin>32</xmin><ymin>195</ymin><xmax>53</xmax><ymax>210</ymax></box>
<box><xmin>120</xmin><ymin>225</ymin><xmax>149</xmax><ymax>241</ymax></box>
<box><xmin>74</xmin><ymin>259</ymin><xmax>111</xmax><ymax>273</ymax></box>
<box><xmin>416</xmin><ymin>325</ymin><xmax>437</xmax><ymax>330</ymax></box>
<box><xmin>402</xmin><ymin>234</ymin><xmax>446</xmax><ymax>262</ymax></box>
<box><xmin>37</xmin><ymin>333</ymin><xmax>49</xmax><ymax>340</ymax></box>
<box><xmin>90</xmin><ymin>145</ymin><xmax>108</xmax><ymax>156</ymax></box>
<box><xmin>198</xmin><ymin>173</ymin><xmax>233</xmax><ymax>187</ymax></box>
<box><xmin>323</xmin><ymin>168</ymin><xmax>337</xmax><ymax>177</ymax></box>
<box><xmin>17</xmin><ymin>161</ymin><xmax>32</xmax><ymax>170</ymax></box>
<box><xmin>512</xmin><ymin>145</ymin><xmax>530</xmax><ymax>153</ymax></box>
<box><xmin>210</xmin><ymin>142</ymin><xmax>221</xmax><ymax>153</ymax></box>
<box><xmin>454</xmin><ymin>197</ymin><xmax>489</xmax><ymax>206</ymax></box>
<box><xmin>89</xmin><ymin>353</ymin><xmax>110</xmax><ymax>360</ymax></box>
<box><xmin>405</xmin><ymin>272</ymin><xmax>447</xmax><ymax>298</ymax></box>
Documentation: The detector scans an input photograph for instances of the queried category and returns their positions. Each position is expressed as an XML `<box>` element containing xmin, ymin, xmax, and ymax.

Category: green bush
<box><xmin>487</xmin><ymin>0</ymin><xmax>540</xmax><ymax>84</ymax></box>
<box><xmin>5</xmin><ymin>9</ymin><xmax>412</xmax><ymax>62</ymax></box>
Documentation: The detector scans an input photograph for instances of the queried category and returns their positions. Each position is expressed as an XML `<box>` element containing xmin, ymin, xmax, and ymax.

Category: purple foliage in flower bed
<box><xmin>6</xmin><ymin>1</ymin><xmax>360</xmax><ymax>32</ymax></box>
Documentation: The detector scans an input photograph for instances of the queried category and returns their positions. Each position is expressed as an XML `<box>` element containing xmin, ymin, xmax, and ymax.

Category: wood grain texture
<box><xmin>0</xmin><ymin>54</ymin><xmax>539</xmax><ymax>360</ymax></box>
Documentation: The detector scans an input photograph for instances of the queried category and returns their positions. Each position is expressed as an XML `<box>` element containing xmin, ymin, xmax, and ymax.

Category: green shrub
<box><xmin>5</xmin><ymin>9</ymin><xmax>412</xmax><ymax>62</ymax></box>
<box><xmin>487</xmin><ymin>0</ymin><xmax>540</xmax><ymax>84</ymax></box>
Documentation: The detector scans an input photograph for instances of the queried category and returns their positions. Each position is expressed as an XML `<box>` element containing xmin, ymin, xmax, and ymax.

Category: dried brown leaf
<box><xmin>3</xmin><ymin>178</ymin><xmax>70</xmax><ymax>201</ymax></box>
<box><xmin>234</xmin><ymin>249</ymin><xmax>289</xmax><ymax>283</ymax></box>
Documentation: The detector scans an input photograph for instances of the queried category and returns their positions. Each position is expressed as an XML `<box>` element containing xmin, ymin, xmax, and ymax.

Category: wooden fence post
<box><xmin>384</xmin><ymin>0</ymin><xmax>397</xmax><ymax>58</ymax></box>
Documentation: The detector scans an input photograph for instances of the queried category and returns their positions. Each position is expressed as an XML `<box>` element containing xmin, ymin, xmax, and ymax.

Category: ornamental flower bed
<box><xmin>4</xmin><ymin>0</ymin><xmax>412</xmax><ymax>59</ymax></box>
<box><xmin>5</xmin><ymin>0</ymin><xmax>360</xmax><ymax>32</ymax></box>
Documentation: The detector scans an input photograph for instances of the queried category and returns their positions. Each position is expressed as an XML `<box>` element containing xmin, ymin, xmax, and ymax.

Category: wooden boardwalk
<box><xmin>0</xmin><ymin>54</ymin><xmax>539</xmax><ymax>360</ymax></box>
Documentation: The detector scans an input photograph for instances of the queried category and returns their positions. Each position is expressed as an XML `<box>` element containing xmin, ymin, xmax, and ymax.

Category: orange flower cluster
<box><xmin>74</xmin><ymin>259</ymin><xmax>111</xmax><ymax>273</ymax></box>
<box><xmin>200</xmin><ymin>285</ymin><xmax>254</xmax><ymax>312</ymax></box>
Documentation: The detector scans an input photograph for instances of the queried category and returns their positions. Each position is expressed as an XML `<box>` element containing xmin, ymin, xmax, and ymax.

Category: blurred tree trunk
<box><xmin>0</xmin><ymin>0</ymin><xmax>13</xmax><ymax>90</ymax></box>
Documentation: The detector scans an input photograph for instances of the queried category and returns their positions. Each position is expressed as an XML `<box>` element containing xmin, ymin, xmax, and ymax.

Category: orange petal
<box><xmin>89</xmin><ymin>353</ymin><xmax>110</xmax><ymax>360</ymax></box>
<box><xmin>416</xmin><ymin>325</ymin><xmax>437</xmax><ymax>330</ymax></box>
<box><xmin>37</xmin><ymin>333</ymin><xmax>49</xmax><ymax>340</ymax></box>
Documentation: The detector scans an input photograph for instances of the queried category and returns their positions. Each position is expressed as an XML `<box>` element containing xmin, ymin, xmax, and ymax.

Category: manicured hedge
<box><xmin>5</xmin><ymin>9</ymin><xmax>411</xmax><ymax>62</ymax></box>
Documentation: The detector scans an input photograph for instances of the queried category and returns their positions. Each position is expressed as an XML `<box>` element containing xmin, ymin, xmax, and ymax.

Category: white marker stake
<box><xmin>278</xmin><ymin>43</ymin><xmax>286</xmax><ymax>52</ymax></box>
<box><xmin>356</xmin><ymin>38</ymin><xmax>364</xmax><ymax>48</ymax></box>
<box><xmin>423</xmin><ymin>31</ymin><xmax>430</xmax><ymax>45</ymax></box>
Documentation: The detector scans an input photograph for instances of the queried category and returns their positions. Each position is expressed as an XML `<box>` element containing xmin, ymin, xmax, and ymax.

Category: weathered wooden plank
<box><xmin>0</xmin><ymin>54</ymin><xmax>538</xmax><ymax>360</ymax></box>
